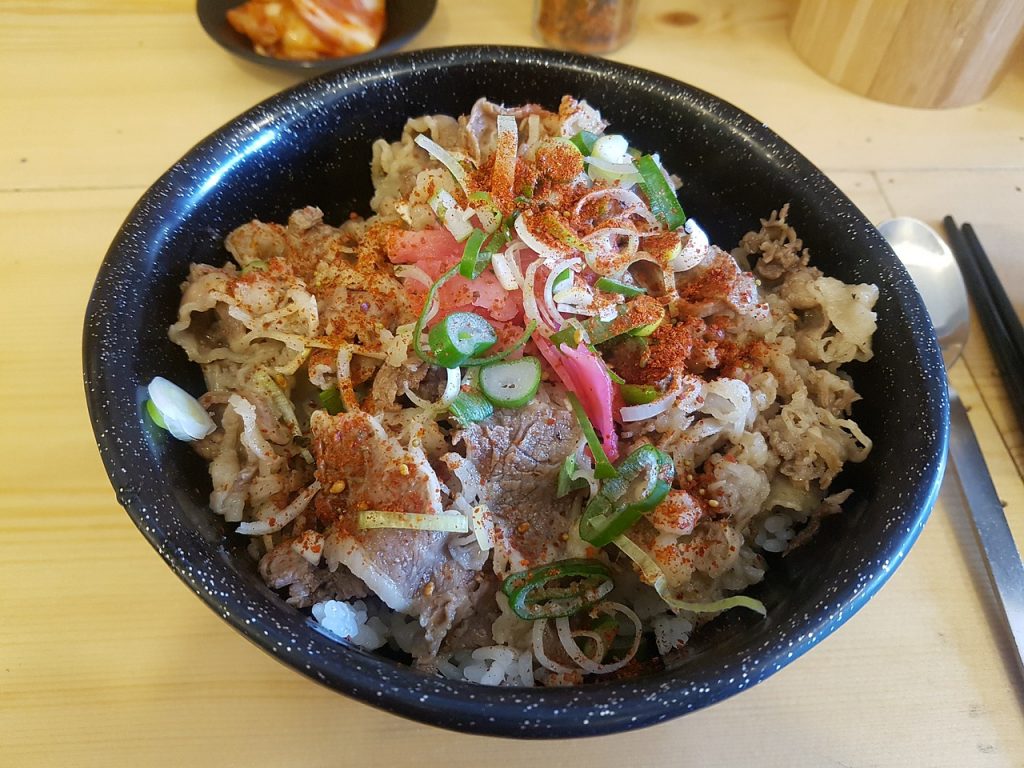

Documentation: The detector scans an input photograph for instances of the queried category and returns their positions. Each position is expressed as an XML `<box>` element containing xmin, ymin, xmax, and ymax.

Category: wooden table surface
<box><xmin>3</xmin><ymin>1</ymin><xmax>1024</xmax><ymax>765</ymax></box>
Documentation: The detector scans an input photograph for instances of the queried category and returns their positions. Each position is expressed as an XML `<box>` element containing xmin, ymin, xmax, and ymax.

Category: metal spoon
<box><xmin>879</xmin><ymin>216</ymin><xmax>1024</xmax><ymax>681</ymax></box>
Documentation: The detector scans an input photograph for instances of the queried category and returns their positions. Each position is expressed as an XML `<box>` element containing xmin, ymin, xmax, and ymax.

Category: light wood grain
<box><xmin>790</xmin><ymin>0</ymin><xmax>1024</xmax><ymax>108</ymax></box>
<box><xmin>3</xmin><ymin>1</ymin><xmax>1024</xmax><ymax>765</ymax></box>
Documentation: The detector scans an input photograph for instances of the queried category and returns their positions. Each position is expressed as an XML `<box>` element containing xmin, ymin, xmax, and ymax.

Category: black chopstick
<box><xmin>943</xmin><ymin>215</ymin><xmax>1024</xmax><ymax>433</ymax></box>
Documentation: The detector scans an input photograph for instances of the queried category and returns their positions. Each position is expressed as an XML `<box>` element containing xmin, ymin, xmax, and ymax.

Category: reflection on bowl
<box><xmin>83</xmin><ymin>46</ymin><xmax>947</xmax><ymax>738</ymax></box>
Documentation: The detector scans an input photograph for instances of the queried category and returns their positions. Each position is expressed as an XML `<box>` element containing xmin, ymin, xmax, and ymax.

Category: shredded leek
<box><xmin>414</xmin><ymin>134</ymin><xmax>470</xmax><ymax>193</ymax></box>
<box><xmin>614</xmin><ymin>534</ymin><xmax>766</xmax><ymax>616</ymax></box>
<box><xmin>358</xmin><ymin>510</ymin><xmax>469</xmax><ymax>533</ymax></box>
<box><xmin>252</xmin><ymin>367</ymin><xmax>301</xmax><ymax>436</ymax></box>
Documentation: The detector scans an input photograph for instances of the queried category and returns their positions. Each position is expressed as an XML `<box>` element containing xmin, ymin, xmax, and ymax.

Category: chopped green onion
<box><xmin>318</xmin><ymin>387</ymin><xmax>346</xmax><ymax>415</ymax></box>
<box><xmin>358</xmin><ymin>510</ymin><xmax>469</xmax><ymax>533</ymax></box>
<box><xmin>596</xmin><ymin>276</ymin><xmax>646</xmax><ymax>298</ymax></box>
<box><xmin>468</xmin><ymin>191</ymin><xmax>493</xmax><ymax>203</ymax></box>
<box><xmin>479</xmin><ymin>356</ymin><xmax>541</xmax><ymax>408</ymax></box>
<box><xmin>413</xmin><ymin>265</ymin><xmax>460</xmax><ymax>366</ymax></box>
<box><xmin>620</xmin><ymin>383</ymin><xmax>660</xmax><ymax>405</ymax></box>
<box><xmin>146</xmin><ymin>376</ymin><xmax>216</xmax><ymax>441</ymax></box>
<box><xmin>501</xmin><ymin>558</ymin><xmax>614</xmax><ymax>620</ymax></box>
<box><xmin>481</xmin><ymin>229</ymin><xmax>509</xmax><ymax>256</ymax></box>
<box><xmin>145</xmin><ymin>398</ymin><xmax>167</xmax><ymax>429</ymax></box>
<box><xmin>448</xmin><ymin>390</ymin><xmax>494</xmax><ymax>426</ymax></box>
<box><xmin>567</xmin><ymin>392</ymin><xmax>617</xmax><ymax>480</ymax></box>
<box><xmin>580</xmin><ymin>445</ymin><xmax>674</xmax><ymax>546</ymax></box>
<box><xmin>637</xmin><ymin>154</ymin><xmax>686</xmax><ymax>230</ymax></box>
<box><xmin>461</xmin><ymin>320</ymin><xmax>539</xmax><ymax>367</ymax></box>
<box><xmin>584</xmin><ymin>298</ymin><xmax>665</xmax><ymax>345</ymax></box>
<box><xmin>556</xmin><ymin>454</ymin><xmax>589</xmax><ymax>498</ymax></box>
<box><xmin>428</xmin><ymin>311</ymin><xmax>498</xmax><ymax>369</ymax></box>
<box><xmin>550</xmin><ymin>325</ymin><xmax>583</xmax><ymax>348</ymax></box>
<box><xmin>569</xmin><ymin>130</ymin><xmax>599</xmax><ymax>156</ymax></box>
<box><xmin>240</xmin><ymin>259</ymin><xmax>268</xmax><ymax>274</ymax></box>
<box><xmin>552</xmin><ymin>267</ymin><xmax>573</xmax><ymax>294</ymax></box>
<box><xmin>459</xmin><ymin>228</ymin><xmax>490</xmax><ymax>279</ymax></box>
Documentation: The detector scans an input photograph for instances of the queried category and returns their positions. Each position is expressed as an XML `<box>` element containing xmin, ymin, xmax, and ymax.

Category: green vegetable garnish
<box><xmin>569</xmin><ymin>130</ymin><xmax>599</xmax><ymax>156</ymax></box>
<box><xmin>479</xmin><ymin>356</ymin><xmax>542</xmax><ymax>408</ymax></box>
<box><xmin>552</xmin><ymin>267</ymin><xmax>573</xmax><ymax>294</ymax></box>
<box><xmin>501</xmin><ymin>559</ymin><xmax>614</xmax><ymax>620</ymax></box>
<box><xmin>458</xmin><ymin>229</ymin><xmax>490</xmax><ymax>279</ymax></box>
<box><xmin>620</xmin><ymin>383</ymin><xmax>660</xmax><ymax>405</ymax></box>
<box><xmin>461</xmin><ymin>320</ymin><xmax>539</xmax><ymax>367</ymax></box>
<box><xmin>595</xmin><ymin>276</ymin><xmax>646</xmax><ymax>298</ymax></box>
<box><xmin>636</xmin><ymin>154</ymin><xmax>686</xmax><ymax>230</ymax></box>
<box><xmin>556</xmin><ymin>454</ymin><xmax>590</xmax><ymax>498</ymax></box>
<box><xmin>448</xmin><ymin>390</ymin><xmax>494</xmax><ymax>426</ymax></box>
<box><xmin>318</xmin><ymin>387</ymin><xmax>346</xmax><ymax>415</ymax></box>
<box><xmin>579</xmin><ymin>445</ymin><xmax>675</xmax><ymax>546</ymax></box>
<box><xmin>427</xmin><ymin>311</ymin><xmax>498</xmax><ymax>369</ymax></box>
<box><xmin>145</xmin><ymin>399</ymin><xmax>167</xmax><ymax>429</ymax></box>
<box><xmin>413</xmin><ymin>264</ymin><xmax>459</xmax><ymax>366</ymax></box>
<box><xmin>567</xmin><ymin>392</ymin><xmax>617</xmax><ymax>480</ymax></box>
<box><xmin>549</xmin><ymin>325</ymin><xmax>583</xmax><ymax>348</ymax></box>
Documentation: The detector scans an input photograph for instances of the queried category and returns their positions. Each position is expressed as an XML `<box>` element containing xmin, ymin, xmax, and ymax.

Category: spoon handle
<box><xmin>949</xmin><ymin>387</ymin><xmax>1024</xmax><ymax>681</ymax></box>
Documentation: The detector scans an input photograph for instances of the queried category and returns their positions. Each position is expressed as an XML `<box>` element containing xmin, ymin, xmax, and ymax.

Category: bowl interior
<box><xmin>84</xmin><ymin>46</ymin><xmax>947</xmax><ymax>738</ymax></box>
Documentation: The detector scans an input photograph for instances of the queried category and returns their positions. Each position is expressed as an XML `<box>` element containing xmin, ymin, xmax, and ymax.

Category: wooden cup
<box><xmin>789</xmin><ymin>0</ymin><xmax>1024</xmax><ymax>108</ymax></box>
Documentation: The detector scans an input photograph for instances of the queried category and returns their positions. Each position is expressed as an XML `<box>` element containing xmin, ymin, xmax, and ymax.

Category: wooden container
<box><xmin>789</xmin><ymin>0</ymin><xmax>1024</xmax><ymax>108</ymax></box>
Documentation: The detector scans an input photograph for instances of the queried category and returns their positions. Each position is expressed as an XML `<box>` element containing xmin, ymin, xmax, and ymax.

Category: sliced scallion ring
<box><xmin>146</xmin><ymin>376</ymin><xmax>216</xmax><ymax>441</ymax></box>
<box><xmin>479</xmin><ymin>356</ymin><xmax>542</xmax><ymax>408</ymax></box>
<box><xmin>428</xmin><ymin>311</ymin><xmax>498</xmax><ymax>369</ymax></box>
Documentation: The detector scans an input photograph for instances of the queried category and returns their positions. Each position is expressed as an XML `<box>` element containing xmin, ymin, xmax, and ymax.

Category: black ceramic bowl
<box><xmin>197</xmin><ymin>0</ymin><xmax>437</xmax><ymax>74</ymax></box>
<box><xmin>83</xmin><ymin>46</ymin><xmax>947</xmax><ymax>738</ymax></box>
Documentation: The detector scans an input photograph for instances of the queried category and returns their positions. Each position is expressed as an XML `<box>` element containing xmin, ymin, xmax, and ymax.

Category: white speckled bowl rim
<box><xmin>83</xmin><ymin>46</ymin><xmax>948</xmax><ymax>738</ymax></box>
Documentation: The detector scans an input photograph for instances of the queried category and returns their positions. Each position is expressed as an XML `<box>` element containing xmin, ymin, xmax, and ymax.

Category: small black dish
<box><xmin>83</xmin><ymin>46</ymin><xmax>948</xmax><ymax>738</ymax></box>
<box><xmin>197</xmin><ymin>0</ymin><xmax>437</xmax><ymax>74</ymax></box>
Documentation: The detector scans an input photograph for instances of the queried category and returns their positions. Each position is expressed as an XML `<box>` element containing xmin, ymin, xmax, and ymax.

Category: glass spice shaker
<box><xmin>534</xmin><ymin>0</ymin><xmax>639</xmax><ymax>55</ymax></box>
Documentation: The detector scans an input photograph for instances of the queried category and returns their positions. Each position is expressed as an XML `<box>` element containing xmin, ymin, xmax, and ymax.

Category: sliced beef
<box><xmin>446</xmin><ymin>398</ymin><xmax>581</xmax><ymax>570</ymax></box>
<box><xmin>310</xmin><ymin>410</ymin><xmax>478</xmax><ymax>655</ymax></box>
<box><xmin>259</xmin><ymin>541</ymin><xmax>369</xmax><ymax>608</ymax></box>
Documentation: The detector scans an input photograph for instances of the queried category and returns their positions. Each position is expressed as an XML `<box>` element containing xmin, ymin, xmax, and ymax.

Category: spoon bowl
<box><xmin>878</xmin><ymin>217</ymin><xmax>970</xmax><ymax>368</ymax></box>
